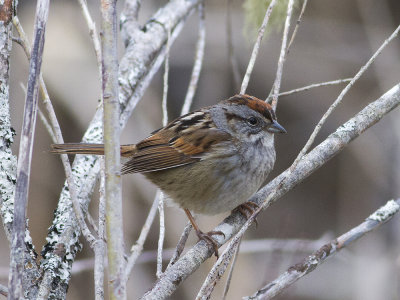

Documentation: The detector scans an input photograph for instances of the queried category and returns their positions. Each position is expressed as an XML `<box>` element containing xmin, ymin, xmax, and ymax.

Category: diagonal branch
<box><xmin>245</xmin><ymin>199</ymin><xmax>400</xmax><ymax>299</ymax></box>
<box><xmin>141</xmin><ymin>83</ymin><xmax>400</xmax><ymax>299</ymax></box>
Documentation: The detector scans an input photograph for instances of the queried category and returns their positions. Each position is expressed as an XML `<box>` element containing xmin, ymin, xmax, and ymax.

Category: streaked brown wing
<box><xmin>121</xmin><ymin>128</ymin><xmax>231</xmax><ymax>174</ymax></box>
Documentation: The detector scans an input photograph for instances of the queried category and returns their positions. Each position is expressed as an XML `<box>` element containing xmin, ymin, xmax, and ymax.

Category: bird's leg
<box><xmin>234</xmin><ymin>201</ymin><xmax>260</xmax><ymax>227</ymax></box>
<box><xmin>184</xmin><ymin>209</ymin><xmax>225</xmax><ymax>258</ymax></box>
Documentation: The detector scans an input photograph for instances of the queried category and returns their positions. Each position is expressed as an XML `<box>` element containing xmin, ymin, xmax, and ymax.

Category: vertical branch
<box><xmin>8</xmin><ymin>1</ymin><xmax>49</xmax><ymax>299</ymax></box>
<box><xmin>157</xmin><ymin>28</ymin><xmax>171</xmax><ymax>277</ymax></box>
<box><xmin>1</xmin><ymin>3</ymin><xmax>41</xmax><ymax>298</ymax></box>
<box><xmin>94</xmin><ymin>158</ymin><xmax>106</xmax><ymax>300</ymax></box>
<box><xmin>100</xmin><ymin>0</ymin><xmax>124</xmax><ymax>299</ymax></box>
<box><xmin>123</xmin><ymin>194</ymin><xmax>160</xmax><ymax>282</ymax></box>
<box><xmin>181</xmin><ymin>3</ymin><xmax>205</xmax><ymax>115</ymax></box>
<box><xmin>221</xmin><ymin>236</ymin><xmax>242</xmax><ymax>299</ymax></box>
<box><xmin>0</xmin><ymin>0</ymin><xmax>17</xmax><ymax>244</ymax></box>
<box><xmin>156</xmin><ymin>192</ymin><xmax>165</xmax><ymax>278</ymax></box>
<box><xmin>77</xmin><ymin>0</ymin><xmax>102</xmax><ymax>73</ymax></box>
<box><xmin>240</xmin><ymin>0</ymin><xmax>278</xmax><ymax>94</ymax></box>
<box><xmin>286</xmin><ymin>0</ymin><xmax>308</xmax><ymax>53</ymax></box>
<box><xmin>226</xmin><ymin>0</ymin><xmax>241</xmax><ymax>92</ymax></box>
<box><xmin>270</xmin><ymin>0</ymin><xmax>294</xmax><ymax>110</ymax></box>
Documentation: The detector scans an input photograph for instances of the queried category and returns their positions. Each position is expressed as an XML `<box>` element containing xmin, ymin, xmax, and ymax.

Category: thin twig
<box><xmin>100</xmin><ymin>0</ymin><xmax>125</xmax><ymax>298</ymax></box>
<box><xmin>20</xmin><ymin>82</ymin><xmax>56</xmax><ymax>141</ymax></box>
<box><xmin>157</xmin><ymin>191</ymin><xmax>165</xmax><ymax>278</ymax></box>
<box><xmin>245</xmin><ymin>199</ymin><xmax>400</xmax><ymax>300</ymax></box>
<box><xmin>181</xmin><ymin>3</ymin><xmax>205</xmax><ymax>115</ymax></box>
<box><xmin>156</xmin><ymin>26</ymin><xmax>171</xmax><ymax>278</ymax></box>
<box><xmin>270</xmin><ymin>0</ymin><xmax>295</xmax><ymax>110</ymax></box>
<box><xmin>226</xmin><ymin>0</ymin><xmax>241</xmax><ymax>92</ymax></box>
<box><xmin>166</xmin><ymin>222</ymin><xmax>193</xmax><ymax>270</ymax></box>
<box><xmin>290</xmin><ymin>24</ymin><xmax>400</xmax><ymax>172</ymax></box>
<box><xmin>86</xmin><ymin>211</ymin><xmax>100</xmax><ymax>237</ymax></box>
<box><xmin>286</xmin><ymin>0</ymin><xmax>308</xmax><ymax>53</ymax></box>
<box><xmin>277</xmin><ymin>78</ymin><xmax>352</xmax><ymax>98</ymax></box>
<box><xmin>123</xmin><ymin>194</ymin><xmax>160</xmax><ymax>281</ymax></box>
<box><xmin>161</xmin><ymin>28</ymin><xmax>170</xmax><ymax>127</ymax></box>
<box><xmin>38</xmin><ymin>108</ymin><xmax>56</xmax><ymax>141</ymax></box>
<box><xmin>9</xmin><ymin>1</ymin><xmax>49</xmax><ymax>298</ymax></box>
<box><xmin>240</xmin><ymin>0</ymin><xmax>278</xmax><ymax>94</ymax></box>
<box><xmin>222</xmin><ymin>237</ymin><xmax>242</xmax><ymax>300</ymax></box>
<box><xmin>77</xmin><ymin>0</ymin><xmax>102</xmax><ymax>75</ymax></box>
<box><xmin>196</xmin><ymin>237</ymin><xmax>242</xmax><ymax>299</ymax></box>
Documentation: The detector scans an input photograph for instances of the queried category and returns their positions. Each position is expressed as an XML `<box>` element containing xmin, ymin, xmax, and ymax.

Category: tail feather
<box><xmin>51</xmin><ymin>143</ymin><xmax>105</xmax><ymax>155</ymax></box>
<box><xmin>51</xmin><ymin>143</ymin><xmax>137</xmax><ymax>157</ymax></box>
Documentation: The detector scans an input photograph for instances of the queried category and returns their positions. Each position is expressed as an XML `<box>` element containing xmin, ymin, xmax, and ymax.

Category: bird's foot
<box><xmin>235</xmin><ymin>201</ymin><xmax>260</xmax><ymax>227</ymax></box>
<box><xmin>195</xmin><ymin>230</ymin><xmax>225</xmax><ymax>258</ymax></box>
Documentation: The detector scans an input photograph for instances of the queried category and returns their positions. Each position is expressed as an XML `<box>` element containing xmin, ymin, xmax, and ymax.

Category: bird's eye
<box><xmin>247</xmin><ymin>116</ymin><xmax>259</xmax><ymax>126</ymax></box>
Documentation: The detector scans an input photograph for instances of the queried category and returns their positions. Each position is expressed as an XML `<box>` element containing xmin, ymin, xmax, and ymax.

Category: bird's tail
<box><xmin>51</xmin><ymin>143</ymin><xmax>137</xmax><ymax>157</ymax></box>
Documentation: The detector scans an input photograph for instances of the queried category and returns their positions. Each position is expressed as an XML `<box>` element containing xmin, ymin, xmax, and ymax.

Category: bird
<box><xmin>51</xmin><ymin>94</ymin><xmax>286</xmax><ymax>257</ymax></box>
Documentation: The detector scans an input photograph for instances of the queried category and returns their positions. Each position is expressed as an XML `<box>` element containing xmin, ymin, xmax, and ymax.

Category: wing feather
<box><xmin>121</xmin><ymin>127</ymin><xmax>231</xmax><ymax>174</ymax></box>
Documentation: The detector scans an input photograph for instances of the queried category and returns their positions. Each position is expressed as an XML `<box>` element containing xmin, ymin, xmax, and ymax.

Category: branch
<box><xmin>226</xmin><ymin>0</ymin><xmax>241</xmax><ymax>92</ymax></box>
<box><xmin>123</xmin><ymin>193</ymin><xmax>160</xmax><ymax>282</ymax></box>
<box><xmin>270</xmin><ymin>0</ymin><xmax>295</xmax><ymax>110</ymax></box>
<box><xmin>277</xmin><ymin>78</ymin><xmax>352</xmax><ymax>97</ymax></box>
<box><xmin>286</xmin><ymin>0</ymin><xmax>308</xmax><ymax>53</ymax></box>
<box><xmin>245</xmin><ymin>199</ymin><xmax>400</xmax><ymax>299</ymax></box>
<box><xmin>100</xmin><ymin>0</ymin><xmax>124</xmax><ymax>299</ymax></box>
<box><xmin>181</xmin><ymin>3</ymin><xmax>205</xmax><ymax>115</ymax></box>
<box><xmin>0</xmin><ymin>0</ymin><xmax>17</xmax><ymax>245</ymax></box>
<box><xmin>9</xmin><ymin>0</ymin><xmax>49</xmax><ymax>299</ymax></box>
<box><xmin>38</xmin><ymin>1</ymin><xmax>202</xmax><ymax>297</ymax></box>
<box><xmin>1</xmin><ymin>11</ymin><xmax>42</xmax><ymax>300</ymax></box>
<box><xmin>77</xmin><ymin>0</ymin><xmax>102</xmax><ymax>77</ymax></box>
<box><xmin>141</xmin><ymin>83</ymin><xmax>400</xmax><ymax>299</ymax></box>
<box><xmin>94</xmin><ymin>158</ymin><xmax>106</xmax><ymax>300</ymax></box>
<box><xmin>240</xmin><ymin>0</ymin><xmax>277</xmax><ymax>94</ymax></box>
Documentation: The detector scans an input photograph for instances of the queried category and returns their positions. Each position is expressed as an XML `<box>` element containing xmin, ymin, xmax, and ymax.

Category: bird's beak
<box><xmin>267</xmin><ymin>120</ymin><xmax>287</xmax><ymax>134</ymax></box>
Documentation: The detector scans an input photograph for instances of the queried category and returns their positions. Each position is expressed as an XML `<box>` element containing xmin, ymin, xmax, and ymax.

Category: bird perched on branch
<box><xmin>51</xmin><ymin>94</ymin><xmax>286</xmax><ymax>257</ymax></box>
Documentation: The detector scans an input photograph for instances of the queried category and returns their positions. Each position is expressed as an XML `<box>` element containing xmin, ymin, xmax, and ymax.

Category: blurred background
<box><xmin>1</xmin><ymin>0</ymin><xmax>400</xmax><ymax>299</ymax></box>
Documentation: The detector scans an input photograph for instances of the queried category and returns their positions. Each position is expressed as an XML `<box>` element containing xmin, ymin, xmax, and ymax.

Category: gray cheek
<box><xmin>210</xmin><ymin>107</ymin><xmax>228</xmax><ymax>130</ymax></box>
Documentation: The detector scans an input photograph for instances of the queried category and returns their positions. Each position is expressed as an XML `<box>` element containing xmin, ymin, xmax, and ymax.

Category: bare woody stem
<box><xmin>270</xmin><ymin>0</ymin><xmax>295</xmax><ymax>110</ymax></box>
<box><xmin>240</xmin><ymin>0</ymin><xmax>277</xmax><ymax>94</ymax></box>
<box><xmin>100</xmin><ymin>0</ymin><xmax>125</xmax><ymax>299</ymax></box>
<box><xmin>245</xmin><ymin>199</ymin><xmax>400</xmax><ymax>299</ymax></box>
<box><xmin>8</xmin><ymin>1</ymin><xmax>49</xmax><ymax>299</ymax></box>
